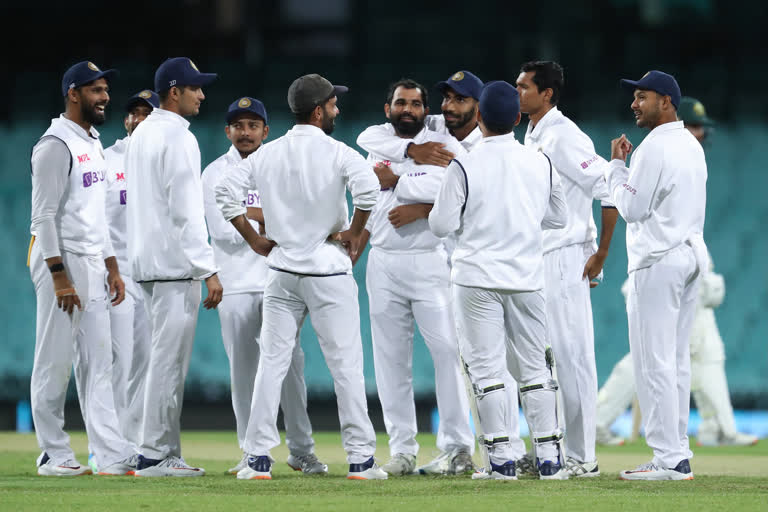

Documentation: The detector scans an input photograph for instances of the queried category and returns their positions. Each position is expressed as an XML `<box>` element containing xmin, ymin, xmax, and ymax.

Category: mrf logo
<box><xmin>77</xmin><ymin>153</ymin><xmax>90</xmax><ymax>164</ymax></box>
<box><xmin>82</xmin><ymin>170</ymin><xmax>105</xmax><ymax>188</ymax></box>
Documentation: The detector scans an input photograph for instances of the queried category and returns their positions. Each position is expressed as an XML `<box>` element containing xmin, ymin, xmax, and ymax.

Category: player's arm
<box><xmin>215</xmin><ymin>154</ymin><xmax>274</xmax><ymax>257</ymax></box>
<box><xmin>164</xmin><ymin>138</ymin><xmax>222</xmax><ymax>308</ymax></box>
<box><xmin>542</xmin><ymin>160</ymin><xmax>568</xmax><ymax>229</ymax></box>
<box><xmin>330</xmin><ymin>145</ymin><xmax>379</xmax><ymax>260</ymax></box>
<box><xmin>428</xmin><ymin>161</ymin><xmax>466</xmax><ymax>238</ymax></box>
<box><xmin>357</xmin><ymin>123</ymin><xmax>455</xmax><ymax>167</ymax></box>
<box><xmin>605</xmin><ymin>135</ymin><xmax>660</xmax><ymax>223</ymax></box>
<box><xmin>583</xmin><ymin>206</ymin><xmax>619</xmax><ymax>287</ymax></box>
<box><xmin>30</xmin><ymin>137</ymin><xmax>82</xmax><ymax>314</ymax></box>
<box><xmin>351</xmin><ymin>229</ymin><xmax>371</xmax><ymax>267</ymax></box>
<box><xmin>202</xmin><ymin>165</ymin><xmax>244</xmax><ymax>245</ymax></box>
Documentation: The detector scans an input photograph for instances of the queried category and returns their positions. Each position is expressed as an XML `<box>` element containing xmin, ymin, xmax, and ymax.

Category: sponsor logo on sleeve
<box><xmin>580</xmin><ymin>155</ymin><xmax>600</xmax><ymax>169</ymax></box>
<box><xmin>622</xmin><ymin>183</ymin><xmax>637</xmax><ymax>195</ymax></box>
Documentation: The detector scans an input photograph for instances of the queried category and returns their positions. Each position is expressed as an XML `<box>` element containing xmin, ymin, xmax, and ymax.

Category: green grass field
<box><xmin>1</xmin><ymin>431</ymin><xmax>767</xmax><ymax>511</ymax></box>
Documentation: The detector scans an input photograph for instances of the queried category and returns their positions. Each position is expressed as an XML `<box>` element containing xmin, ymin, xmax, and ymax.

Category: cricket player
<box><xmin>29</xmin><ymin>61</ymin><xmax>136</xmax><ymax>476</ymax></box>
<box><xmin>201</xmin><ymin>97</ymin><xmax>327</xmax><ymax>475</ymax></box>
<box><xmin>514</xmin><ymin>61</ymin><xmax>619</xmax><ymax>478</ymax></box>
<box><xmin>354</xmin><ymin>79</ymin><xmax>475</xmax><ymax>476</ymax></box>
<box><xmin>605</xmin><ymin>71</ymin><xmax>708</xmax><ymax>481</ymax></box>
<box><xmin>595</xmin><ymin>97</ymin><xmax>758</xmax><ymax>448</ymax></box>
<box><xmin>103</xmin><ymin>89</ymin><xmax>158</xmax><ymax>453</ymax></box>
<box><xmin>429</xmin><ymin>80</ymin><xmax>569</xmax><ymax>480</ymax></box>
<box><xmin>215</xmin><ymin>74</ymin><xmax>385</xmax><ymax>481</ymax></box>
<box><xmin>126</xmin><ymin>57</ymin><xmax>223</xmax><ymax>477</ymax></box>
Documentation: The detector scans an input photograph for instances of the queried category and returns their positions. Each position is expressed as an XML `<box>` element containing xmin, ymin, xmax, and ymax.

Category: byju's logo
<box><xmin>119</xmin><ymin>190</ymin><xmax>127</xmax><ymax>205</ymax></box>
<box><xmin>83</xmin><ymin>173</ymin><xmax>93</xmax><ymax>187</ymax></box>
<box><xmin>82</xmin><ymin>171</ymin><xmax>105</xmax><ymax>188</ymax></box>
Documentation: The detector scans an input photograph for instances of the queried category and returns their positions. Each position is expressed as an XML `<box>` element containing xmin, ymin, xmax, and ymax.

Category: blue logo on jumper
<box><xmin>119</xmin><ymin>190</ymin><xmax>127</xmax><ymax>205</ymax></box>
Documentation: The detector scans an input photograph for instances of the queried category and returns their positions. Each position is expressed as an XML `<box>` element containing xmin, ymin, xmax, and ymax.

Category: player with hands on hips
<box><xmin>126</xmin><ymin>57</ymin><xmax>221</xmax><ymax>477</ymax></box>
<box><xmin>604</xmin><ymin>71</ymin><xmax>708</xmax><ymax>481</ymax></box>
<box><xmin>29</xmin><ymin>60</ymin><xmax>136</xmax><ymax>477</ymax></box>
<box><xmin>201</xmin><ymin>97</ymin><xmax>327</xmax><ymax>475</ymax></box>
<box><xmin>216</xmin><ymin>74</ymin><xmax>385</xmax><ymax>481</ymax></box>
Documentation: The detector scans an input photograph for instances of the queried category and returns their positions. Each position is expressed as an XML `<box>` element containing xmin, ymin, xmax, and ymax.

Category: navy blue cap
<box><xmin>226</xmin><ymin>97</ymin><xmax>268</xmax><ymax>124</ymax></box>
<box><xmin>479</xmin><ymin>81</ymin><xmax>520</xmax><ymax>127</ymax></box>
<box><xmin>154</xmin><ymin>57</ymin><xmax>217</xmax><ymax>93</ymax></box>
<box><xmin>125</xmin><ymin>89</ymin><xmax>159</xmax><ymax>112</ymax></box>
<box><xmin>620</xmin><ymin>70</ymin><xmax>681</xmax><ymax>109</ymax></box>
<box><xmin>435</xmin><ymin>70</ymin><xmax>483</xmax><ymax>101</ymax></box>
<box><xmin>61</xmin><ymin>61</ymin><xmax>118</xmax><ymax>97</ymax></box>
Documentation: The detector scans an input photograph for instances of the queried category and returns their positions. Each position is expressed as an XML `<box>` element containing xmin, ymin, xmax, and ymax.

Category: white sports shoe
<box><xmin>415</xmin><ymin>451</ymin><xmax>452</xmax><ymax>475</ymax></box>
<box><xmin>381</xmin><ymin>453</ymin><xmax>416</xmax><ymax>476</ymax></box>
<box><xmin>620</xmin><ymin>459</ymin><xmax>694</xmax><ymax>481</ymax></box>
<box><xmin>697</xmin><ymin>431</ymin><xmax>759</xmax><ymax>447</ymax></box>
<box><xmin>228</xmin><ymin>453</ymin><xmax>248</xmax><ymax>475</ymax></box>
<box><xmin>286</xmin><ymin>453</ymin><xmax>329</xmax><ymax>474</ymax></box>
<box><xmin>134</xmin><ymin>456</ymin><xmax>205</xmax><ymax>477</ymax></box>
<box><xmin>471</xmin><ymin>461</ymin><xmax>517</xmax><ymax>480</ymax></box>
<box><xmin>596</xmin><ymin>425</ymin><xmax>626</xmax><ymax>446</ymax></box>
<box><xmin>237</xmin><ymin>455</ymin><xmax>274</xmax><ymax>480</ymax></box>
<box><xmin>565</xmin><ymin>457</ymin><xmax>600</xmax><ymax>478</ymax></box>
<box><xmin>347</xmin><ymin>457</ymin><xmax>388</xmax><ymax>480</ymax></box>
<box><xmin>98</xmin><ymin>454</ymin><xmax>139</xmax><ymax>476</ymax></box>
<box><xmin>37</xmin><ymin>453</ymin><xmax>92</xmax><ymax>477</ymax></box>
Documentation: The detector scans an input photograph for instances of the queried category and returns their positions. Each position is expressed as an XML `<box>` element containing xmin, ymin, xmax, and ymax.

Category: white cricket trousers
<box><xmin>595</xmin><ymin>352</ymin><xmax>635</xmax><ymax>430</ymax></box>
<box><xmin>218</xmin><ymin>292</ymin><xmax>315</xmax><ymax>456</ymax></box>
<box><xmin>29</xmin><ymin>242</ymin><xmax>134</xmax><ymax>468</ymax></box>
<box><xmin>627</xmin><ymin>243</ymin><xmax>700</xmax><ymax>468</ymax></box>
<box><xmin>366</xmin><ymin>248</ymin><xmax>473</xmax><ymax>457</ymax></box>
<box><xmin>242</xmin><ymin>270</ymin><xmax>376</xmax><ymax>464</ymax></box>
<box><xmin>109</xmin><ymin>276</ymin><xmax>151</xmax><ymax>449</ymax></box>
<box><xmin>543</xmin><ymin>242</ymin><xmax>598</xmax><ymax>463</ymax></box>
<box><xmin>138</xmin><ymin>280</ymin><xmax>201</xmax><ymax>460</ymax></box>
<box><xmin>452</xmin><ymin>284</ymin><xmax>555</xmax><ymax>463</ymax></box>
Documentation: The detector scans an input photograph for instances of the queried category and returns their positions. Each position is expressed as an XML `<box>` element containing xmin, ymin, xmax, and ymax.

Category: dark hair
<box><xmin>520</xmin><ymin>61</ymin><xmax>564</xmax><ymax>105</ymax></box>
<box><xmin>158</xmin><ymin>85</ymin><xmax>187</xmax><ymax>102</ymax></box>
<box><xmin>386</xmin><ymin>79</ymin><xmax>428</xmax><ymax>106</ymax></box>
<box><xmin>294</xmin><ymin>109</ymin><xmax>315</xmax><ymax>123</ymax></box>
<box><xmin>481</xmin><ymin>119</ymin><xmax>515</xmax><ymax>136</ymax></box>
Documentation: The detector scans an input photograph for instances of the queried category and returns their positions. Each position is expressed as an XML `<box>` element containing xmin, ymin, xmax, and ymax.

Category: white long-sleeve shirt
<box><xmin>604</xmin><ymin>120</ymin><xmax>708</xmax><ymax>273</ymax></box>
<box><xmin>429</xmin><ymin>132</ymin><xmax>568</xmax><ymax>291</ymax></box>
<box><xmin>30</xmin><ymin>115</ymin><xmax>113</xmax><ymax>259</ymax></box>
<box><xmin>363</xmin><ymin>124</ymin><xmax>466</xmax><ymax>252</ymax></box>
<box><xmin>125</xmin><ymin>108</ymin><xmax>218</xmax><ymax>281</ymax></box>
<box><xmin>356</xmin><ymin>114</ymin><xmax>482</xmax><ymax>163</ymax></box>
<box><xmin>201</xmin><ymin>145</ymin><xmax>267</xmax><ymax>294</ymax></box>
<box><xmin>216</xmin><ymin>124</ymin><xmax>379</xmax><ymax>275</ymax></box>
<box><xmin>104</xmin><ymin>136</ymin><xmax>130</xmax><ymax>275</ymax></box>
<box><xmin>524</xmin><ymin>107</ymin><xmax>614</xmax><ymax>254</ymax></box>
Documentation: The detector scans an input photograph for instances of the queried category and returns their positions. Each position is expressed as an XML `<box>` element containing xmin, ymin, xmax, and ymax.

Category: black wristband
<box><xmin>48</xmin><ymin>262</ymin><xmax>65</xmax><ymax>273</ymax></box>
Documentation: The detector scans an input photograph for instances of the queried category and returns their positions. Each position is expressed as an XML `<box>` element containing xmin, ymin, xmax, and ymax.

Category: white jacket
<box><xmin>125</xmin><ymin>108</ymin><xmax>218</xmax><ymax>281</ymax></box>
<box><xmin>429</xmin><ymin>132</ymin><xmax>568</xmax><ymax>291</ymax></box>
<box><xmin>216</xmin><ymin>124</ymin><xmax>379</xmax><ymax>275</ymax></box>
<box><xmin>356</xmin><ymin>114</ymin><xmax>482</xmax><ymax>164</ymax></box>
<box><xmin>524</xmin><ymin>107</ymin><xmax>613</xmax><ymax>254</ymax></box>
<box><xmin>604</xmin><ymin>121</ymin><xmax>708</xmax><ymax>273</ymax></box>
<box><xmin>362</xmin><ymin>124</ymin><xmax>466</xmax><ymax>252</ymax></box>
<box><xmin>201</xmin><ymin>145</ymin><xmax>268</xmax><ymax>294</ymax></box>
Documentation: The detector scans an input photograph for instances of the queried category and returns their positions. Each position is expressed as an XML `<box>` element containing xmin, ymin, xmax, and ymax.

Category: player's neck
<box><xmin>529</xmin><ymin>104</ymin><xmax>554</xmax><ymax>128</ymax></box>
<box><xmin>449</xmin><ymin>121</ymin><xmax>477</xmax><ymax>142</ymax></box>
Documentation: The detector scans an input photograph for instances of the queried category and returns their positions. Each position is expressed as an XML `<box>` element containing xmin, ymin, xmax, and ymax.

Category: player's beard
<box><xmin>390</xmin><ymin>111</ymin><xmax>425</xmax><ymax>137</ymax></box>
<box><xmin>320</xmin><ymin>108</ymin><xmax>336</xmax><ymax>135</ymax></box>
<box><xmin>443</xmin><ymin>106</ymin><xmax>476</xmax><ymax>131</ymax></box>
<box><xmin>81</xmin><ymin>98</ymin><xmax>107</xmax><ymax>126</ymax></box>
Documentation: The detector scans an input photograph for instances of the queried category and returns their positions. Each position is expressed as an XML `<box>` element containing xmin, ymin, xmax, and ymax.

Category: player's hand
<box><xmin>106</xmin><ymin>269</ymin><xmax>125</xmax><ymax>306</ymax></box>
<box><xmin>329</xmin><ymin>229</ymin><xmax>361</xmax><ymax>261</ymax></box>
<box><xmin>203</xmin><ymin>273</ymin><xmax>223</xmax><ymax>310</ymax></box>
<box><xmin>407</xmin><ymin>142</ymin><xmax>455</xmax><ymax>167</ymax></box>
<box><xmin>374</xmin><ymin>163</ymin><xmax>399</xmax><ymax>190</ymax></box>
<box><xmin>52</xmin><ymin>272</ymin><xmax>81</xmax><ymax>315</ymax></box>
<box><xmin>388</xmin><ymin>204</ymin><xmax>432</xmax><ymax>228</ymax></box>
<box><xmin>610</xmin><ymin>134</ymin><xmax>633</xmax><ymax>161</ymax></box>
<box><xmin>583</xmin><ymin>250</ymin><xmax>608</xmax><ymax>288</ymax></box>
<box><xmin>250</xmin><ymin>236</ymin><xmax>276</xmax><ymax>257</ymax></box>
